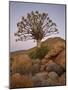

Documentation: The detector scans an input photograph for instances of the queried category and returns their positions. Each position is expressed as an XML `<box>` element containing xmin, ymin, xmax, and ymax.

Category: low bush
<box><xmin>29</xmin><ymin>46</ymin><xmax>49</xmax><ymax>59</ymax></box>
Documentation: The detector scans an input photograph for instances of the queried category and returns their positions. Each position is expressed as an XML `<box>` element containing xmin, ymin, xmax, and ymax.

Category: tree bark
<box><xmin>37</xmin><ymin>40</ymin><xmax>41</xmax><ymax>48</ymax></box>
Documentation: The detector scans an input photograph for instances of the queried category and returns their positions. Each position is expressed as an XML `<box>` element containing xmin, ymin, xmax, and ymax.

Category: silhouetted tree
<box><xmin>15</xmin><ymin>11</ymin><xmax>58</xmax><ymax>48</ymax></box>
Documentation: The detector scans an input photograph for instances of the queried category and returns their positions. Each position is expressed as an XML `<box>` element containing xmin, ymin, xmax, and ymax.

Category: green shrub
<box><xmin>29</xmin><ymin>46</ymin><xmax>49</xmax><ymax>59</ymax></box>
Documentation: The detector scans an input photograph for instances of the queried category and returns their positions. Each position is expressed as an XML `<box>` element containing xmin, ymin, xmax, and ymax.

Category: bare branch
<box><xmin>15</xmin><ymin>11</ymin><xmax>59</xmax><ymax>42</ymax></box>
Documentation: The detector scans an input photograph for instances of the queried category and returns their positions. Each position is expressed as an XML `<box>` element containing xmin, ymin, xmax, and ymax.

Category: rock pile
<box><xmin>10</xmin><ymin>37</ymin><xmax>66</xmax><ymax>88</ymax></box>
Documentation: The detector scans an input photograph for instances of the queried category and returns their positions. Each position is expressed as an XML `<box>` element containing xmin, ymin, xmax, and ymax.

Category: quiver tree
<box><xmin>15</xmin><ymin>11</ymin><xmax>59</xmax><ymax>48</ymax></box>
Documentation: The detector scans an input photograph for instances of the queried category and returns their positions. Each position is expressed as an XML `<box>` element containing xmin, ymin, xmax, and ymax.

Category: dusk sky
<box><xmin>9</xmin><ymin>1</ymin><xmax>66</xmax><ymax>52</ymax></box>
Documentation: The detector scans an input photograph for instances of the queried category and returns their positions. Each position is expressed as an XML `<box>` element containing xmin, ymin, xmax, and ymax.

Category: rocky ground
<box><xmin>10</xmin><ymin>37</ymin><xmax>66</xmax><ymax>89</ymax></box>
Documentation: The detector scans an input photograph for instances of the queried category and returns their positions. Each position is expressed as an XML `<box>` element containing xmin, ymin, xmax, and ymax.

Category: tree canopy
<box><xmin>15</xmin><ymin>11</ymin><xmax>59</xmax><ymax>47</ymax></box>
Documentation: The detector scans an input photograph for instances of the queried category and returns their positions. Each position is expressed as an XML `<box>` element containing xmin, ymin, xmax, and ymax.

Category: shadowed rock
<box><xmin>32</xmin><ymin>63</ymin><xmax>40</xmax><ymax>75</ymax></box>
<box><xmin>46</xmin><ymin>60</ymin><xmax>64</xmax><ymax>76</ymax></box>
<box><xmin>59</xmin><ymin>72</ymin><xmax>66</xmax><ymax>85</ymax></box>
<box><xmin>55</xmin><ymin>50</ymin><xmax>65</xmax><ymax>70</ymax></box>
<box><xmin>44</xmin><ymin>72</ymin><xmax>59</xmax><ymax>86</ymax></box>
<box><xmin>45</xmin><ymin>78</ymin><xmax>59</xmax><ymax>86</ymax></box>
<box><xmin>41</xmin><ymin>58</ymin><xmax>50</xmax><ymax>65</ymax></box>
<box><xmin>40</xmin><ymin>65</ymin><xmax>46</xmax><ymax>72</ymax></box>
<box><xmin>48</xmin><ymin>72</ymin><xmax>59</xmax><ymax>80</ymax></box>
<box><xmin>32</xmin><ymin>72</ymin><xmax>48</xmax><ymax>86</ymax></box>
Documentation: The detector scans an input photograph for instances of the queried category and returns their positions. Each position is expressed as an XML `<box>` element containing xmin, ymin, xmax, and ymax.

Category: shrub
<box><xmin>29</xmin><ymin>46</ymin><xmax>49</xmax><ymax>59</ymax></box>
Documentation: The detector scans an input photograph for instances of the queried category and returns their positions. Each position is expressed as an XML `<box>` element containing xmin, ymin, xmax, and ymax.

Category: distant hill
<box><xmin>10</xmin><ymin>37</ymin><xmax>65</xmax><ymax>57</ymax></box>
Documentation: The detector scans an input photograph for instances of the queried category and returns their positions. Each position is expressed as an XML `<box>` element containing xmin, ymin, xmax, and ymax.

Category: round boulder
<box><xmin>32</xmin><ymin>63</ymin><xmax>40</xmax><ymax>75</ymax></box>
<box><xmin>11</xmin><ymin>54</ymin><xmax>32</xmax><ymax>74</ymax></box>
<box><xmin>48</xmin><ymin>71</ymin><xmax>59</xmax><ymax>80</ymax></box>
<box><xmin>11</xmin><ymin>73</ymin><xmax>33</xmax><ymax>88</ymax></box>
<box><xmin>32</xmin><ymin>72</ymin><xmax>48</xmax><ymax>86</ymax></box>
<box><xmin>46</xmin><ymin>60</ymin><xmax>64</xmax><ymax>76</ymax></box>
<box><xmin>45</xmin><ymin>37</ymin><xmax>65</xmax><ymax>59</ymax></box>
<box><xmin>10</xmin><ymin>73</ymin><xmax>23</xmax><ymax>88</ymax></box>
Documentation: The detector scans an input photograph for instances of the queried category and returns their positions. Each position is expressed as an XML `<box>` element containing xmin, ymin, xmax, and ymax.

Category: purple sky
<box><xmin>9</xmin><ymin>1</ymin><xmax>66</xmax><ymax>52</ymax></box>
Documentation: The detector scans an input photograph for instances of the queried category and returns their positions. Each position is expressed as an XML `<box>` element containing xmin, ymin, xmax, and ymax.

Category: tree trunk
<box><xmin>37</xmin><ymin>40</ymin><xmax>41</xmax><ymax>48</ymax></box>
